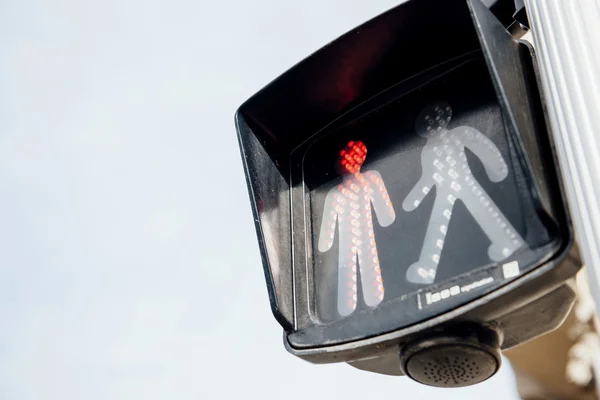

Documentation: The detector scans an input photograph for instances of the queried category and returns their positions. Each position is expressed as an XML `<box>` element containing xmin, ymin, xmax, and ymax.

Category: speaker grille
<box><xmin>405</xmin><ymin>344</ymin><xmax>498</xmax><ymax>387</ymax></box>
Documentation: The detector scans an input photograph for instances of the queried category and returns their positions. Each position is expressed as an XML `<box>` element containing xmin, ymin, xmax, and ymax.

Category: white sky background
<box><xmin>0</xmin><ymin>0</ymin><xmax>521</xmax><ymax>398</ymax></box>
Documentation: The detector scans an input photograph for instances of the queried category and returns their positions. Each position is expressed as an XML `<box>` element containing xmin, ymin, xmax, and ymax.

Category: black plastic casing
<box><xmin>235</xmin><ymin>0</ymin><xmax>579</xmax><ymax>375</ymax></box>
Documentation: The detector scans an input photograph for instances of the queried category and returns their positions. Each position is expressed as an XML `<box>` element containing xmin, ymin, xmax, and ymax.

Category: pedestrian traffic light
<box><xmin>234</xmin><ymin>0</ymin><xmax>580</xmax><ymax>388</ymax></box>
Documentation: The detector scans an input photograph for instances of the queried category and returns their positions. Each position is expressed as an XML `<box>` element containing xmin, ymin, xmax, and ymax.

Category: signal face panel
<box><xmin>291</xmin><ymin>57</ymin><xmax>560</xmax><ymax>337</ymax></box>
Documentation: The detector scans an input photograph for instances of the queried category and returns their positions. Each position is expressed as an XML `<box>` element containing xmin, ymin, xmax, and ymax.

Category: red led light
<box><xmin>338</xmin><ymin>140</ymin><xmax>368</xmax><ymax>174</ymax></box>
<box><xmin>319</xmin><ymin>140</ymin><xmax>396</xmax><ymax>316</ymax></box>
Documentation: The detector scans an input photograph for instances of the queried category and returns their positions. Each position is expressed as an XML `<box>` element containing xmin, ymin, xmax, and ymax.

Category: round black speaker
<box><xmin>400</xmin><ymin>324</ymin><xmax>501</xmax><ymax>388</ymax></box>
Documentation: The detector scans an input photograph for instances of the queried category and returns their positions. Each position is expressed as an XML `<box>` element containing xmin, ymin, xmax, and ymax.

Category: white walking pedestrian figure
<box><xmin>403</xmin><ymin>101</ymin><xmax>525</xmax><ymax>284</ymax></box>
<box><xmin>318</xmin><ymin>140</ymin><xmax>396</xmax><ymax>316</ymax></box>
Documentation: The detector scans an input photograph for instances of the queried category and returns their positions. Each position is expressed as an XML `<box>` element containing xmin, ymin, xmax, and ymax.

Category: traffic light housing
<box><xmin>235</xmin><ymin>0</ymin><xmax>578</xmax><ymax>387</ymax></box>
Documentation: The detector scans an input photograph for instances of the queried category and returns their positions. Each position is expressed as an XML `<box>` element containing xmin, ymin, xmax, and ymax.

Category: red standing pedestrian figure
<box><xmin>318</xmin><ymin>141</ymin><xmax>396</xmax><ymax>317</ymax></box>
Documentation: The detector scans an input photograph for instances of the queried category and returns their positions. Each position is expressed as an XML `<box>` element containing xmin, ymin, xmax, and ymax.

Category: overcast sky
<box><xmin>0</xmin><ymin>0</ymin><xmax>520</xmax><ymax>398</ymax></box>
